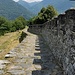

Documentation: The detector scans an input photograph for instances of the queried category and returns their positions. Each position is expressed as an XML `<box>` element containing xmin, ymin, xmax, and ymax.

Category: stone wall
<box><xmin>28</xmin><ymin>8</ymin><xmax>75</xmax><ymax>75</ymax></box>
<box><xmin>28</xmin><ymin>24</ymin><xmax>43</xmax><ymax>34</ymax></box>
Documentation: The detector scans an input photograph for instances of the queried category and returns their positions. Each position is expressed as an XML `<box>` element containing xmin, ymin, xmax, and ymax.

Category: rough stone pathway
<box><xmin>0</xmin><ymin>31</ymin><xmax>62</xmax><ymax>75</ymax></box>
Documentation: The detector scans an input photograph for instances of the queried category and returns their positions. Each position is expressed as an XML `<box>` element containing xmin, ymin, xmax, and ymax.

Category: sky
<box><xmin>13</xmin><ymin>0</ymin><xmax>43</xmax><ymax>3</ymax></box>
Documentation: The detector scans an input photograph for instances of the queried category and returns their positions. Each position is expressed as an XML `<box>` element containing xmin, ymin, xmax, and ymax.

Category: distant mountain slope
<box><xmin>0</xmin><ymin>0</ymin><xmax>34</xmax><ymax>20</ymax></box>
<box><xmin>18</xmin><ymin>0</ymin><xmax>74</xmax><ymax>14</ymax></box>
<box><xmin>18</xmin><ymin>0</ymin><xmax>30</xmax><ymax>9</ymax></box>
<box><xmin>31</xmin><ymin>0</ymin><xmax>74</xmax><ymax>14</ymax></box>
<box><xmin>18</xmin><ymin>0</ymin><xmax>39</xmax><ymax>14</ymax></box>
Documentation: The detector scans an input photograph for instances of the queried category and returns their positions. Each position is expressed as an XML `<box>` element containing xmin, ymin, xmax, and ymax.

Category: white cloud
<box><xmin>24</xmin><ymin>0</ymin><xmax>43</xmax><ymax>3</ymax></box>
<box><xmin>13</xmin><ymin>0</ymin><xmax>19</xmax><ymax>2</ymax></box>
<box><xmin>13</xmin><ymin>0</ymin><xmax>43</xmax><ymax>3</ymax></box>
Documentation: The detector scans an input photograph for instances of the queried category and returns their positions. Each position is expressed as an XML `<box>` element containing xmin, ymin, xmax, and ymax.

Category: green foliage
<box><xmin>0</xmin><ymin>16</ymin><xmax>27</xmax><ymax>36</ymax></box>
<box><xmin>0</xmin><ymin>17</ymin><xmax>7</xmax><ymax>26</ymax></box>
<box><xmin>13</xmin><ymin>16</ymin><xmax>27</xmax><ymax>30</ymax></box>
<box><xmin>29</xmin><ymin>5</ymin><xmax>58</xmax><ymax>24</ymax></box>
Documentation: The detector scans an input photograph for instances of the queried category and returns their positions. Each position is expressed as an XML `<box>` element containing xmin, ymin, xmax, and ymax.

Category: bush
<box><xmin>0</xmin><ymin>16</ymin><xmax>27</xmax><ymax>36</ymax></box>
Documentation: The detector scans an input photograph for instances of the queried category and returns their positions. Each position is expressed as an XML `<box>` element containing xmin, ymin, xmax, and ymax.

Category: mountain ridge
<box><xmin>0</xmin><ymin>0</ymin><xmax>34</xmax><ymax>20</ymax></box>
<box><xmin>18</xmin><ymin>0</ymin><xmax>74</xmax><ymax>14</ymax></box>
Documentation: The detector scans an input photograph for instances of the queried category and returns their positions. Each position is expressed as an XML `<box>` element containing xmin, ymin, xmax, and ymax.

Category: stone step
<box><xmin>0</xmin><ymin>60</ymin><xmax>10</xmax><ymax>64</ymax></box>
<box><xmin>0</xmin><ymin>60</ymin><xmax>10</xmax><ymax>69</ymax></box>
<box><xmin>5</xmin><ymin>53</ymin><xmax>16</xmax><ymax>58</ymax></box>
<box><xmin>35</xmin><ymin>47</ymin><xmax>40</xmax><ymax>50</ymax></box>
<box><xmin>34</xmin><ymin>65</ymin><xmax>41</xmax><ymax>70</ymax></box>
<box><xmin>8</xmin><ymin>69</ymin><xmax>26</xmax><ymax>75</ymax></box>
<box><xmin>35</xmin><ymin>44</ymin><xmax>40</xmax><ymax>47</ymax></box>
<box><xmin>0</xmin><ymin>64</ymin><xmax>5</xmax><ymax>69</ymax></box>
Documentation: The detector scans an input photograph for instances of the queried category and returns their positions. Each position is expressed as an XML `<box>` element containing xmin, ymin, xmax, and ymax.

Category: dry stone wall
<box><xmin>28</xmin><ymin>8</ymin><xmax>75</xmax><ymax>75</ymax></box>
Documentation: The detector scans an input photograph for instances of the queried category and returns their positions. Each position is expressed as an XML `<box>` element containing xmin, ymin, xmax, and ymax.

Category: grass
<box><xmin>0</xmin><ymin>30</ymin><xmax>23</xmax><ymax>59</ymax></box>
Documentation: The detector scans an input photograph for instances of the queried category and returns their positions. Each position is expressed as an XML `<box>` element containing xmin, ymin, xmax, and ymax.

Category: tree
<box><xmin>31</xmin><ymin>5</ymin><xmax>58</xmax><ymax>24</ymax></box>
<box><xmin>0</xmin><ymin>16</ymin><xmax>27</xmax><ymax>36</ymax></box>
<box><xmin>13</xmin><ymin>16</ymin><xmax>26</xmax><ymax>30</ymax></box>
<box><xmin>16</xmin><ymin>16</ymin><xmax>27</xmax><ymax>26</ymax></box>
<box><xmin>40</xmin><ymin>7</ymin><xmax>46</xmax><ymax>14</ymax></box>
<box><xmin>0</xmin><ymin>16</ymin><xmax>7</xmax><ymax>26</ymax></box>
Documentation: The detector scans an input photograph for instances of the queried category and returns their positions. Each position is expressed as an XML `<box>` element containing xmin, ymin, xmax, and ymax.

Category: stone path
<box><xmin>0</xmin><ymin>31</ymin><xmax>62</xmax><ymax>75</ymax></box>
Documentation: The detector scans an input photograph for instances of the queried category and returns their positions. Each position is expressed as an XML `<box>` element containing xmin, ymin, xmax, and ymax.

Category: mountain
<box><xmin>18</xmin><ymin>0</ymin><xmax>39</xmax><ymax>14</ymax></box>
<box><xmin>18</xmin><ymin>0</ymin><xmax>30</xmax><ymax>9</ymax></box>
<box><xmin>31</xmin><ymin>0</ymin><xmax>74</xmax><ymax>14</ymax></box>
<box><xmin>18</xmin><ymin>0</ymin><xmax>40</xmax><ymax>7</ymax></box>
<box><xmin>0</xmin><ymin>0</ymin><xmax>34</xmax><ymax>20</ymax></box>
<box><xmin>18</xmin><ymin>0</ymin><xmax>74</xmax><ymax>14</ymax></box>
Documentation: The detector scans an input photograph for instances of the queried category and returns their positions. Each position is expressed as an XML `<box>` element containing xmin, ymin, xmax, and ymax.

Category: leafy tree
<box><xmin>13</xmin><ymin>16</ymin><xmax>26</xmax><ymax>30</ymax></box>
<box><xmin>40</xmin><ymin>7</ymin><xmax>46</xmax><ymax>14</ymax></box>
<box><xmin>0</xmin><ymin>16</ymin><xmax>7</xmax><ymax>26</ymax></box>
<box><xmin>30</xmin><ymin>5</ymin><xmax>58</xmax><ymax>24</ymax></box>
<box><xmin>0</xmin><ymin>16</ymin><xmax>27</xmax><ymax>36</ymax></box>
<box><xmin>16</xmin><ymin>16</ymin><xmax>27</xmax><ymax>26</ymax></box>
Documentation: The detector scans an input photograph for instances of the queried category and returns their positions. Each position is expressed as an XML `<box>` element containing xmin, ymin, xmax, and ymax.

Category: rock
<box><xmin>8</xmin><ymin>70</ymin><xmax>25</xmax><ymax>75</ymax></box>
<box><xmin>34</xmin><ymin>65</ymin><xmax>41</xmax><ymax>70</ymax></box>
<box><xmin>9</xmin><ymin>65</ymin><xmax>22</xmax><ymax>70</ymax></box>
<box><xmin>0</xmin><ymin>70</ymin><xmax>4</xmax><ymax>74</ymax></box>
<box><xmin>35</xmin><ymin>45</ymin><xmax>39</xmax><ymax>47</ymax></box>
<box><xmin>73</xmin><ymin>63</ymin><xmax>75</xmax><ymax>69</ymax></box>
<box><xmin>0</xmin><ymin>64</ymin><xmax>5</xmax><ymax>69</ymax></box>
<box><xmin>35</xmin><ymin>47</ymin><xmax>40</xmax><ymax>50</ymax></box>
<box><xmin>0</xmin><ymin>60</ymin><xmax>10</xmax><ymax>69</ymax></box>
<box><xmin>26</xmin><ymin>71</ymin><xmax>32</xmax><ymax>75</ymax></box>
<box><xmin>73</xmin><ymin>57</ymin><xmax>75</xmax><ymax>60</ymax></box>
<box><xmin>0</xmin><ymin>60</ymin><xmax>10</xmax><ymax>64</ymax></box>
<box><xmin>5</xmin><ymin>53</ymin><xmax>16</xmax><ymax>58</ymax></box>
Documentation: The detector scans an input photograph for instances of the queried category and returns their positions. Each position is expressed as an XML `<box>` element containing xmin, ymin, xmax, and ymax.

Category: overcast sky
<box><xmin>13</xmin><ymin>0</ymin><xmax>43</xmax><ymax>3</ymax></box>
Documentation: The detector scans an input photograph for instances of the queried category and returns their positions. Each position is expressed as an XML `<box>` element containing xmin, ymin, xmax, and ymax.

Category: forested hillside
<box><xmin>0</xmin><ymin>0</ymin><xmax>34</xmax><ymax>20</ymax></box>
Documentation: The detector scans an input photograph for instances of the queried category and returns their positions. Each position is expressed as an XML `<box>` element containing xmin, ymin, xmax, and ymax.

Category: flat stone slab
<box><xmin>35</xmin><ymin>47</ymin><xmax>40</xmax><ymax>50</ymax></box>
<box><xmin>35</xmin><ymin>45</ymin><xmax>39</xmax><ymax>47</ymax></box>
<box><xmin>5</xmin><ymin>53</ymin><xmax>16</xmax><ymax>58</ymax></box>
<box><xmin>8</xmin><ymin>70</ymin><xmax>25</xmax><ymax>75</ymax></box>
<box><xmin>35</xmin><ymin>43</ymin><xmax>40</xmax><ymax>45</ymax></box>
<box><xmin>16</xmin><ymin>56</ymin><xmax>30</xmax><ymax>59</ymax></box>
<box><xmin>0</xmin><ymin>60</ymin><xmax>10</xmax><ymax>69</ymax></box>
<box><xmin>0</xmin><ymin>64</ymin><xmax>5</xmax><ymax>69</ymax></box>
<box><xmin>16</xmin><ymin>63</ymin><xmax>32</xmax><ymax>69</ymax></box>
<box><xmin>0</xmin><ymin>60</ymin><xmax>10</xmax><ymax>64</ymax></box>
<box><xmin>9</xmin><ymin>65</ymin><xmax>23</xmax><ymax>70</ymax></box>
<box><xmin>0</xmin><ymin>70</ymin><xmax>4</xmax><ymax>74</ymax></box>
<box><xmin>14</xmin><ymin>59</ymin><xmax>27</xmax><ymax>63</ymax></box>
<box><xmin>34</xmin><ymin>65</ymin><xmax>41</xmax><ymax>70</ymax></box>
<box><xmin>26</xmin><ymin>71</ymin><xmax>32</xmax><ymax>75</ymax></box>
<box><xmin>30</xmin><ymin>56</ymin><xmax>41</xmax><ymax>59</ymax></box>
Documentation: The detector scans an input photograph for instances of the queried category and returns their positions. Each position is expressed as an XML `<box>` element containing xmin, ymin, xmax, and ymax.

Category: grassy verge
<box><xmin>0</xmin><ymin>30</ymin><xmax>22</xmax><ymax>59</ymax></box>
